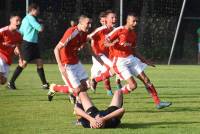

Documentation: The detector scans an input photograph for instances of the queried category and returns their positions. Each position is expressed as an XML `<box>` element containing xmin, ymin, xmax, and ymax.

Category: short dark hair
<box><xmin>127</xmin><ymin>12</ymin><xmax>137</xmax><ymax>18</ymax></box>
<box><xmin>10</xmin><ymin>12</ymin><xmax>21</xmax><ymax>19</ymax></box>
<box><xmin>104</xmin><ymin>10</ymin><xmax>116</xmax><ymax>17</ymax></box>
<box><xmin>28</xmin><ymin>3</ymin><xmax>39</xmax><ymax>13</ymax></box>
<box><xmin>99</xmin><ymin>11</ymin><xmax>106</xmax><ymax>19</ymax></box>
<box><xmin>78</xmin><ymin>15</ymin><xmax>90</xmax><ymax>22</ymax></box>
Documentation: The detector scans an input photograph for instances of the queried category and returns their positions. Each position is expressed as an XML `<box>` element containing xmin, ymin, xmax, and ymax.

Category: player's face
<box><xmin>10</xmin><ymin>16</ymin><xmax>21</xmax><ymax>30</ymax></box>
<box><xmin>127</xmin><ymin>16</ymin><xmax>137</xmax><ymax>30</ymax></box>
<box><xmin>32</xmin><ymin>7</ymin><xmax>40</xmax><ymax>16</ymax></box>
<box><xmin>81</xmin><ymin>18</ymin><xmax>91</xmax><ymax>32</ymax></box>
<box><xmin>106</xmin><ymin>13</ymin><xmax>116</xmax><ymax>27</ymax></box>
<box><xmin>100</xmin><ymin>17</ymin><xmax>106</xmax><ymax>25</ymax></box>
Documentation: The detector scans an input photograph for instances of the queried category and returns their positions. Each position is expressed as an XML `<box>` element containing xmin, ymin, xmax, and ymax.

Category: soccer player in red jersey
<box><xmin>48</xmin><ymin>15</ymin><xmax>91</xmax><ymax>101</ymax></box>
<box><xmin>105</xmin><ymin>13</ymin><xmax>172</xmax><ymax>109</ymax></box>
<box><xmin>0</xmin><ymin>13</ymin><xmax>24</xmax><ymax>85</ymax></box>
<box><xmin>88</xmin><ymin>10</ymin><xmax>120</xmax><ymax>96</ymax></box>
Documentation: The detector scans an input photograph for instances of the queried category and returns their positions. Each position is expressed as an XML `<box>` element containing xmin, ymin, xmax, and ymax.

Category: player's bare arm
<box><xmin>74</xmin><ymin>106</ymin><xmax>103</xmax><ymax>128</ymax></box>
<box><xmin>133</xmin><ymin>48</ymin><xmax>155</xmax><ymax>67</ymax></box>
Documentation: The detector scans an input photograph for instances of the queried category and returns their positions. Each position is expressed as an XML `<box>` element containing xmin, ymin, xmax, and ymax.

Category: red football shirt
<box><xmin>107</xmin><ymin>26</ymin><xmax>137</xmax><ymax>58</ymax></box>
<box><xmin>0</xmin><ymin>26</ymin><xmax>22</xmax><ymax>65</ymax></box>
<box><xmin>59</xmin><ymin>26</ymin><xmax>88</xmax><ymax>65</ymax></box>
<box><xmin>88</xmin><ymin>25</ymin><xmax>113</xmax><ymax>56</ymax></box>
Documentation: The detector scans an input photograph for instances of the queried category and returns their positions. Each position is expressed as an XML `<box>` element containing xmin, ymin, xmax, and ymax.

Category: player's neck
<box><xmin>124</xmin><ymin>25</ymin><xmax>132</xmax><ymax>31</ymax></box>
<box><xmin>8</xmin><ymin>25</ymin><xmax>16</xmax><ymax>32</ymax></box>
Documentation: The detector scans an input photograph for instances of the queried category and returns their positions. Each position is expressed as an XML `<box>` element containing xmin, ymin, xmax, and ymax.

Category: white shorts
<box><xmin>91</xmin><ymin>55</ymin><xmax>113</xmax><ymax>78</ymax></box>
<box><xmin>61</xmin><ymin>62</ymin><xmax>88</xmax><ymax>89</ymax></box>
<box><xmin>198</xmin><ymin>43</ymin><xmax>200</xmax><ymax>52</ymax></box>
<box><xmin>113</xmin><ymin>55</ymin><xmax>147</xmax><ymax>80</ymax></box>
<box><xmin>0</xmin><ymin>57</ymin><xmax>9</xmax><ymax>78</ymax></box>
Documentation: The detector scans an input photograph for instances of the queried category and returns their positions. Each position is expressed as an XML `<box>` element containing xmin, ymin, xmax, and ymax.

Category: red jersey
<box><xmin>107</xmin><ymin>26</ymin><xmax>137</xmax><ymax>58</ymax></box>
<box><xmin>59</xmin><ymin>26</ymin><xmax>87</xmax><ymax>65</ymax></box>
<box><xmin>88</xmin><ymin>25</ymin><xmax>113</xmax><ymax>56</ymax></box>
<box><xmin>0</xmin><ymin>26</ymin><xmax>22</xmax><ymax>65</ymax></box>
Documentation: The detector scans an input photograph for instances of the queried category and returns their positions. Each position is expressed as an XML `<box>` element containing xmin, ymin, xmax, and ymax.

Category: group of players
<box><xmin>0</xmin><ymin>3</ymin><xmax>172</xmax><ymax>129</ymax></box>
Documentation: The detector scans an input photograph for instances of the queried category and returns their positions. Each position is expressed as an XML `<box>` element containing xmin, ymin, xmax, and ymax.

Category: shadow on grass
<box><xmin>119</xmin><ymin>121</ymin><xmax>200</xmax><ymax>129</ymax></box>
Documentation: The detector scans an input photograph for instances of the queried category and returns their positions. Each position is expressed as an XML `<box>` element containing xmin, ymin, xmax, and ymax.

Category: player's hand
<box><xmin>145</xmin><ymin>60</ymin><xmax>156</xmax><ymax>67</ymax></box>
<box><xmin>19</xmin><ymin>59</ymin><xmax>26</xmax><ymax>68</ymax></box>
<box><xmin>95</xmin><ymin>115</ymin><xmax>105</xmax><ymax>128</ymax></box>
<box><xmin>89</xmin><ymin>118</ymin><xmax>102</xmax><ymax>129</ymax></box>
<box><xmin>14</xmin><ymin>47</ymin><xmax>19</xmax><ymax>55</ymax></box>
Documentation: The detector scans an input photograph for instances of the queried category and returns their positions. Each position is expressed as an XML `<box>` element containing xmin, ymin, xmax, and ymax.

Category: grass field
<box><xmin>0</xmin><ymin>64</ymin><xmax>200</xmax><ymax>134</ymax></box>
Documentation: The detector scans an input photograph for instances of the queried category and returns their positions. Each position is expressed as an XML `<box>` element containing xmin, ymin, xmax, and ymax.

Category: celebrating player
<box><xmin>74</xmin><ymin>90</ymin><xmax>125</xmax><ymax>128</ymax></box>
<box><xmin>48</xmin><ymin>15</ymin><xmax>91</xmax><ymax>101</ymax></box>
<box><xmin>7</xmin><ymin>3</ymin><xmax>49</xmax><ymax>89</ymax></box>
<box><xmin>0</xmin><ymin>13</ymin><xmax>24</xmax><ymax>85</ymax></box>
<box><xmin>88</xmin><ymin>10</ymin><xmax>119</xmax><ymax>96</ymax></box>
<box><xmin>105</xmin><ymin>13</ymin><xmax>172</xmax><ymax>109</ymax></box>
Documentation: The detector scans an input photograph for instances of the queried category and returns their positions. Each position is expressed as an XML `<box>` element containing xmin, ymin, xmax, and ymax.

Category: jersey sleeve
<box><xmin>106</xmin><ymin>28</ymin><xmax>120</xmax><ymax>42</ymax></box>
<box><xmin>28</xmin><ymin>15</ymin><xmax>42</xmax><ymax>31</ymax></box>
<box><xmin>59</xmin><ymin>28</ymin><xmax>79</xmax><ymax>47</ymax></box>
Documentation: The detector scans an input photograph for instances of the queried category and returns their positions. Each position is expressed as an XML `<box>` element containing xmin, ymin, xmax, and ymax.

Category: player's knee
<box><xmin>0</xmin><ymin>77</ymin><xmax>7</xmax><ymax>85</ymax></box>
<box><xmin>129</xmin><ymin>83</ymin><xmax>137</xmax><ymax>91</ymax></box>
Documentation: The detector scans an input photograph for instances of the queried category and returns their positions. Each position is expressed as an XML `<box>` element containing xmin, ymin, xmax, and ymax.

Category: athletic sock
<box><xmin>94</xmin><ymin>70</ymin><xmax>112</xmax><ymax>82</ymax></box>
<box><xmin>120</xmin><ymin>85</ymin><xmax>132</xmax><ymax>94</ymax></box>
<box><xmin>103</xmin><ymin>78</ymin><xmax>112</xmax><ymax>91</ymax></box>
<box><xmin>146</xmin><ymin>84</ymin><xmax>160</xmax><ymax>104</ymax></box>
<box><xmin>9</xmin><ymin>66</ymin><xmax>23</xmax><ymax>83</ymax></box>
<box><xmin>53</xmin><ymin>85</ymin><xmax>70</xmax><ymax>94</ymax></box>
<box><xmin>37</xmin><ymin>68</ymin><xmax>47</xmax><ymax>85</ymax></box>
<box><xmin>116</xmin><ymin>78</ymin><xmax>122</xmax><ymax>89</ymax></box>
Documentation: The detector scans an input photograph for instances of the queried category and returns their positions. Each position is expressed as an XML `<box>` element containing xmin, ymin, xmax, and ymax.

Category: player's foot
<box><xmin>90</xmin><ymin>78</ymin><xmax>97</xmax><ymax>93</ymax></box>
<box><xmin>42</xmin><ymin>83</ymin><xmax>49</xmax><ymax>89</ymax></box>
<box><xmin>156</xmin><ymin>102</ymin><xmax>172</xmax><ymax>109</ymax></box>
<box><xmin>68</xmin><ymin>94</ymin><xmax>76</xmax><ymax>104</ymax></box>
<box><xmin>47</xmin><ymin>84</ymin><xmax>56</xmax><ymax>101</ymax></box>
<box><xmin>7</xmin><ymin>82</ymin><xmax>16</xmax><ymax>90</ymax></box>
<box><xmin>107</xmin><ymin>90</ymin><xmax>113</xmax><ymax>96</ymax></box>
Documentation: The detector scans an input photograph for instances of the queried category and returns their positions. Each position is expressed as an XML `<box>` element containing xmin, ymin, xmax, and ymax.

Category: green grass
<box><xmin>0</xmin><ymin>64</ymin><xmax>200</xmax><ymax>134</ymax></box>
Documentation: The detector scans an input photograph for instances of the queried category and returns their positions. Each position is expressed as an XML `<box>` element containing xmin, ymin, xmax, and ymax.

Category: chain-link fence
<box><xmin>1</xmin><ymin>0</ymin><xmax>198</xmax><ymax>64</ymax></box>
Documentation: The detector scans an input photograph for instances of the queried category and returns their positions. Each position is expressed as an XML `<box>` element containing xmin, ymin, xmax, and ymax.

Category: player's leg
<box><xmin>115</xmin><ymin>76</ymin><xmax>122</xmax><ymax>89</ymax></box>
<box><xmin>8</xmin><ymin>41</ymin><xmax>31</xmax><ymax>89</ymax></box>
<box><xmin>137</xmin><ymin>72</ymin><xmax>172</xmax><ymax>109</ymax></box>
<box><xmin>103</xmin><ymin>78</ymin><xmax>113</xmax><ymax>96</ymax></box>
<box><xmin>0</xmin><ymin>73</ymin><xmax>6</xmax><ymax>85</ymax></box>
<box><xmin>78</xmin><ymin>91</ymin><xmax>94</xmax><ymax>111</ymax></box>
<box><xmin>35</xmin><ymin>58</ymin><xmax>49</xmax><ymax>89</ymax></box>
<box><xmin>0</xmin><ymin>58</ymin><xmax>8</xmax><ymax>85</ymax></box>
<box><xmin>109</xmin><ymin>90</ymin><xmax>123</xmax><ymax>108</ymax></box>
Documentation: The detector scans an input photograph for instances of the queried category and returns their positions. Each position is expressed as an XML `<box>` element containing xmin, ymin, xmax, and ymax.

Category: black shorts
<box><xmin>22</xmin><ymin>41</ymin><xmax>41</xmax><ymax>62</ymax></box>
<box><xmin>78</xmin><ymin>106</ymin><xmax>121</xmax><ymax>128</ymax></box>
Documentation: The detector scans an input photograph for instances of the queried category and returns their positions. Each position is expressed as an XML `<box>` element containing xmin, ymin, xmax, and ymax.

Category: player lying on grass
<box><xmin>104</xmin><ymin>13</ymin><xmax>172</xmax><ymax>109</ymax></box>
<box><xmin>48</xmin><ymin>15</ymin><xmax>91</xmax><ymax>101</ymax></box>
<box><xmin>89</xmin><ymin>11</ymin><xmax>122</xmax><ymax>96</ymax></box>
<box><xmin>0</xmin><ymin>13</ymin><xmax>24</xmax><ymax>85</ymax></box>
<box><xmin>74</xmin><ymin>90</ymin><xmax>125</xmax><ymax>128</ymax></box>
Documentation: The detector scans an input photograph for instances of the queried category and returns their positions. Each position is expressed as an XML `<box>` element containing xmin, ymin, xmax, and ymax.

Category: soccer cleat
<box><xmin>68</xmin><ymin>94</ymin><xmax>76</xmax><ymax>104</ymax></box>
<box><xmin>90</xmin><ymin>78</ymin><xmax>97</xmax><ymax>93</ymax></box>
<box><xmin>116</xmin><ymin>84</ymin><xmax>122</xmax><ymax>90</ymax></box>
<box><xmin>7</xmin><ymin>82</ymin><xmax>16</xmax><ymax>90</ymax></box>
<box><xmin>107</xmin><ymin>90</ymin><xmax>113</xmax><ymax>96</ymax></box>
<box><xmin>42</xmin><ymin>83</ymin><xmax>49</xmax><ymax>89</ymax></box>
<box><xmin>156</xmin><ymin>102</ymin><xmax>172</xmax><ymax>109</ymax></box>
<box><xmin>47</xmin><ymin>84</ymin><xmax>56</xmax><ymax>101</ymax></box>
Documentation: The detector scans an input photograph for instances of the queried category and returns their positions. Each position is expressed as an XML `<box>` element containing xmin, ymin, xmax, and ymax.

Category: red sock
<box><xmin>121</xmin><ymin>85</ymin><xmax>131</xmax><ymax>94</ymax></box>
<box><xmin>54</xmin><ymin>85</ymin><xmax>69</xmax><ymax>94</ymax></box>
<box><xmin>103</xmin><ymin>79</ymin><xmax>112</xmax><ymax>91</ymax></box>
<box><xmin>95</xmin><ymin>70</ymin><xmax>111</xmax><ymax>82</ymax></box>
<box><xmin>146</xmin><ymin>84</ymin><xmax>160</xmax><ymax>104</ymax></box>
